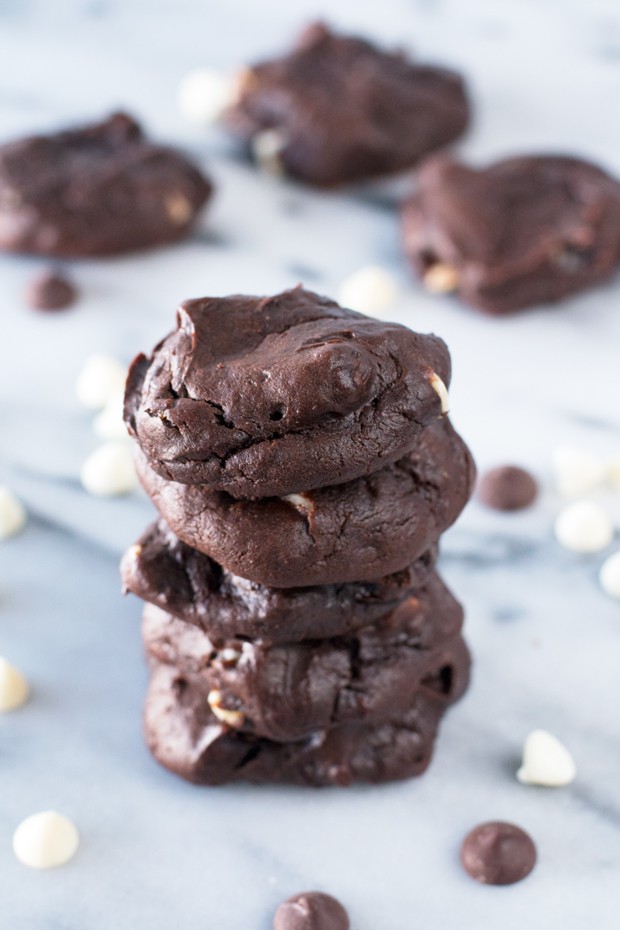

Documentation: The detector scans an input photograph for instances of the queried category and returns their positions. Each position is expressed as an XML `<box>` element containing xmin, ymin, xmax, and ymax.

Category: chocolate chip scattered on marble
<box><xmin>274</xmin><ymin>891</ymin><xmax>350</xmax><ymax>930</ymax></box>
<box><xmin>460</xmin><ymin>821</ymin><xmax>537</xmax><ymax>885</ymax></box>
<box><xmin>0</xmin><ymin>486</ymin><xmax>27</xmax><ymax>539</ymax></box>
<box><xmin>477</xmin><ymin>465</ymin><xmax>538</xmax><ymax>511</ymax></box>
<box><xmin>25</xmin><ymin>269</ymin><xmax>77</xmax><ymax>310</ymax></box>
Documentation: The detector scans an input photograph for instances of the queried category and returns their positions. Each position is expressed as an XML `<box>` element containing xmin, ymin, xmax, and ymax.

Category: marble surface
<box><xmin>1</xmin><ymin>1</ymin><xmax>620</xmax><ymax>927</ymax></box>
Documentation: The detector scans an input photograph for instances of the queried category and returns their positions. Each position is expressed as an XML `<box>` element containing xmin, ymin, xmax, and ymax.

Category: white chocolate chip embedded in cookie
<box><xmin>164</xmin><ymin>192</ymin><xmax>193</xmax><ymax>225</ymax></box>
<box><xmin>428</xmin><ymin>372</ymin><xmax>450</xmax><ymax>415</ymax></box>
<box><xmin>207</xmin><ymin>689</ymin><xmax>245</xmax><ymax>728</ymax></box>
<box><xmin>251</xmin><ymin>129</ymin><xmax>287</xmax><ymax>176</ymax></box>
<box><xmin>282</xmin><ymin>492</ymin><xmax>315</xmax><ymax>516</ymax></box>
<box><xmin>423</xmin><ymin>263</ymin><xmax>459</xmax><ymax>294</ymax></box>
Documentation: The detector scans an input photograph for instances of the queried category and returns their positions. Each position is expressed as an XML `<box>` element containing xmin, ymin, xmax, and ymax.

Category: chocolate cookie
<box><xmin>122</xmin><ymin>519</ymin><xmax>440</xmax><ymax>644</ymax></box>
<box><xmin>403</xmin><ymin>154</ymin><xmax>620</xmax><ymax>314</ymax></box>
<box><xmin>135</xmin><ymin>418</ymin><xmax>475</xmax><ymax>587</ymax></box>
<box><xmin>224</xmin><ymin>22</ymin><xmax>469</xmax><ymax>187</ymax></box>
<box><xmin>144</xmin><ymin>660</ymin><xmax>468</xmax><ymax>786</ymax></box>
<box><xmin>124</xmin><ymin>286</ymin><xmax>452</xmax><ymax>498</ymax></box>
<box><xmin>0</xmin><ymin>112</ymin><xmax>212</xmax><ymax>257</ymax></box>
<box><xmin>141</xmin><ymin>593</ymin><xmax>467</xmax><ymax>741</ymax></box>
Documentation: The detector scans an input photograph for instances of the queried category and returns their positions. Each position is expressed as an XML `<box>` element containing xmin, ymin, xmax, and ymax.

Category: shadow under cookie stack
<box><xmin>121</xmin><ymin>287</ymin><xmax>475</xmax><ymax>787</ymax></box>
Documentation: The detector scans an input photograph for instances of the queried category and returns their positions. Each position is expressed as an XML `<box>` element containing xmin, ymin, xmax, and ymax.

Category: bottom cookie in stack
<box><xmin>144</xmin><ymin>654</ymin><xmax>469</xmax><ymax>787</ymax></box>
<box><xmin>141</xmin><ymin>595</ymin><xmax>470</xmax><ymax>786</ymax></box>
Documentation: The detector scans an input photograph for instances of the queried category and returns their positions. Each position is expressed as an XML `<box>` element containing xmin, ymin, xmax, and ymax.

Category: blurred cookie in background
<box><xmin>221</xmin><ymin>22</ymin><xmax>470</xmax><ymax>187</ymax></box>
<box><xmin>0</xmin><ymin>112</ymin><xmax>212</xmax><ymax>257</ymax></box>
<box><xmin>403</xmin><ymin>153</ymin><xmax>620</xmax><ymax>314</ymax></box>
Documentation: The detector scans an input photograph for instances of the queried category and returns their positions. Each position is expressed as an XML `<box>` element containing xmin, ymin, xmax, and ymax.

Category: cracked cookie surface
<box><xmin>124</xmin><ymin>286</ymin><xmax>452</xmax><ymax>498</ymax></box>
<box><xmin>134</xmin><ymin>418</ymin><xmax>475</xmax><ymax>587</ymax></box>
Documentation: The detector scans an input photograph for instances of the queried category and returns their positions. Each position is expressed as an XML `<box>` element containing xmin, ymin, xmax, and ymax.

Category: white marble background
<box><xmin>1</xmin><ymin>1</ymin><xmax>619</xmax><ymax>928</ymax></box>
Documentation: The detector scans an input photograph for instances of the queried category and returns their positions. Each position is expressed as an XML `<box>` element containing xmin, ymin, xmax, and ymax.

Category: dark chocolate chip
<box><xmin>274</xmin><ymin>892</ymin><xmax>349</xmax><ymax>930</ymax></box>
<box><xmin>460</xmin><ymin>821</ymin><xmax>537</xmax><ymax>885</ymax></box>
<box><xmin>25</xmin><ymin>269</ymin><xmax>77</xmax><ymax>310</ymax></box>
<box><xmin>477</xmin><ymin>465</ymin><xmax>538</xmax><ymax>511</ymax></box>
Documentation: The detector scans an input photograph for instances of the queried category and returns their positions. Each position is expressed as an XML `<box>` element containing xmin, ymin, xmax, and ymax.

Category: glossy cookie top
<box><xmin>0</xmin><ymin>112</ymin><xmax>212</xmax><ymax>257</ymax></box>
<box><xmin>403</xmin><ymin>154</ymin><xmax>620</xmax><ymax>314</ymax></box>
<box><xmin>224</xmin><ymin>22</ymin><xmax>469</xmax><ymax>187</ymax></box>
<box><xmin>125</xmin><ymin>286</ymin><xmax>451</xmax><ymax>498</ymax></box>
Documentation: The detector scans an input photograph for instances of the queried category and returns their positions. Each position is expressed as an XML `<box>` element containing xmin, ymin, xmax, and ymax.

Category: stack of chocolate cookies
<box><xmin>121</xmin><ymin>287</ymin><xmax>475</xmax><ymax>786</ymax></box>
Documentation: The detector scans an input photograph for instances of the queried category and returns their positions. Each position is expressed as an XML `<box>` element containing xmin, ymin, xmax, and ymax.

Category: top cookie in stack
<box><xmin>123</xmin><ymin>286</ymin><xmax>475</xmax><ymax>786</ymax></box>
<box><xmin>125</xmin><ymin>286</ymin><xmax>453</xmax><ymax>497</ymax></box>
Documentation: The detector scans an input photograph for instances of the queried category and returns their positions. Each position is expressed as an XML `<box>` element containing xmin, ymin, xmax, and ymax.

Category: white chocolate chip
<box><xmin>0</xmin><ymin>487</ymin><xmax>27</xmax><ymax>540</ymax></box>
<box><xmin>517</xmin><ymin>730</ymin><xmax>576</xmax><ymax>787</ymax></box>
<box><xmin>177</xmin><ymin>68</ymin><xmax>238</xmax><ymax>124</ymax></box>
<box><xmin>164</xmin><ymin>192</ymin><xmax>193</xmax><ymax>225</ymax></box>
<box><xmin>80</xmin><ymin>442</ymin><xmax>137</xmax><ymax>497</ymax></box>
<box><xmin>600</xmin><ymin>550</ymin><xmax>620</xmax><ymax>599</ymax></box>
<box><xmin>123</xmin><ymin>543</ymin><xmax>142</xmax><ymax>567</ymax></box>
<box><xmin>251</xmin><ymin>129</ymin><xmax>287</xmax><ymax>176</ymax></box>
<box><xmin>554</xmin><ymin>501</ymin><xmax>614</xmax><ymax>553</ymax></box>
<box><xmin>0</xmin><ymin>657</ymin><xmax>29</xmax><ymax>711</ymax></box>
<box><xmin>13</xmin><ymin>811</ymin><xmax>79</xmax><ymax>869</ymax></box>
<box><xmin>552</xmin><ymin>445</ymin><xmax>605</xmax><ymax>498</ymax></box>
<box><xmin>93</xmin><ymin>390</ymin><xmax>128</xmax><ymax>441</ymax></box>
<box><xmin>423</xmin><ymin>262</ymin><xmax>459</xmax><ymax>294</ymax></box>
<box><xmin>429</xmin><ymin>372</ymin><xmax>450</xmax><ymax>415</ymax></box>
<box><xmin>282</xmin><ymin>492</ymin><xmax>314</xmax><ymax>515</ymax></box>
<box><xmin>76</xmin><ymin>355</ymin><xmax>126</xmax><ymax>410</ymax></box>
<box><xmin>207</xmin><ymin>689</ymin><xmax>245</xmax><ymax>728</ymax></box>
<box><xmin>337</xmin><ymin>265</ymin><xmax>399</xmax><ymax>318</ymax></box>
<box><xmin>606</xmin><ymin>454</ymin><xmax>620</xmax><ymax>490</ymax></box>
<box><xmin>218</xmin><ymin>647</ymin><xmax>242</xmax><ymax>667</ymax></box>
